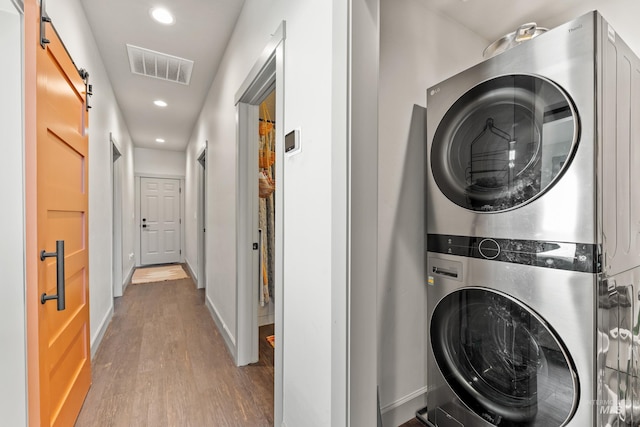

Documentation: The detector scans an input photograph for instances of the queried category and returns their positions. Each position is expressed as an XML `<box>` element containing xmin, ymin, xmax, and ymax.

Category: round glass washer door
<box><xmin>431</xmin><ymin>74</ymin><xmax>579</xmax><ymax>212</ymax></box>
<box><xmin>430</xmin><ymin>288</ymin><xmax>579</xmax><ymax>426</ymax></box>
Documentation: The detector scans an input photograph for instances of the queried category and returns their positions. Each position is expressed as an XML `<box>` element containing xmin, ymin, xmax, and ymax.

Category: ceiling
<box><xmin>422</xmin><ymin>0</ymin><xmax>585</xmax><ymax>42</ymax></box>
<box><xmin>422</xmin><ymin>0</ymin><xmax>640</xmax><ymax>54</ymax></box>
<box><xmin>80</xmin><ymin>0</ymin><xmax>640</xmax><ymax>153</ymax></box>
<box><xmin>81</xmin><ymin>0</ymin><xmax>245</xmax><ymax>152</ymax></box>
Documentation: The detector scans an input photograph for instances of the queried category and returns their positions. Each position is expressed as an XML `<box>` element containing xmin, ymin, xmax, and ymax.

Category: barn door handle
<box><xmin>40</xmin><ymin>240</ymin><xmax>66</xmax><ymax>311</ymax></box>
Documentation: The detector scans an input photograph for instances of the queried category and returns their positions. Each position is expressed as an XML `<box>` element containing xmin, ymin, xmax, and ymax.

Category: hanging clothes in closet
<box><xmin>258</xmin><ymin>103</ymin><xmax>275</xmax><ymax>305</ymax></box>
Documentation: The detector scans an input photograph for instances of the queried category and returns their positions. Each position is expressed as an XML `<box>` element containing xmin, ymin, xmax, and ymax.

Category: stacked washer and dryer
<box><xmin>422</xmin><ymin>11</ymin><xmax>640</xmax><ymax>427</ymax></box>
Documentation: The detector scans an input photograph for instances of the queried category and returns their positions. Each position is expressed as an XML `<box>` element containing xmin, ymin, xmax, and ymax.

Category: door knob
<box><xmin>40</xmin><ymin>240</ymin><xmax>66</xmax><ymax>311</ymax></box>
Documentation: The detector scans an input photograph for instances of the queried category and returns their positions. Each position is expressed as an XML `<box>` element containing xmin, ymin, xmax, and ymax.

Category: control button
<box><xmin>478</xmin><ymin>238</ymin><xmax>500</xmax><ymax>260</ymax></box>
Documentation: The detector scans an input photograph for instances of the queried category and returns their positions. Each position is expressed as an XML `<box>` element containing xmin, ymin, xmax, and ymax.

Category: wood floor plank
<box><xmin>75</xmin><ymin>270</ymin><xmax>275</xmax><ymax>426</ymax></box>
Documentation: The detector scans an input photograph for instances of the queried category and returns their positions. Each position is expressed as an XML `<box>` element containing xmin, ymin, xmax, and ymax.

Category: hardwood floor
<box><xmin>75</xmin><ymin>267</ymin><xmax>429</xmax><ymax>426</ymax></box>
<box><xmin>75</xmin><ymin>271</ymin><xmax>274</xmax><ymax>427</ymax></box>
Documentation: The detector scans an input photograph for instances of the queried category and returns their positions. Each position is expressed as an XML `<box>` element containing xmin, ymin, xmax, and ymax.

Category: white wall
<box><xmin>120</xmin><ymin>145</ymin><xmax>136</xmax><ymax>286</ymax></box>
<box><xmin>184</xmin><ymin>143</ymin><xmax>203</xmax><ymax>282</ymax></box>
<box><xmin>134</xmin><ymin>147</ymin><xmax>186</xmax><ymax>176</ymax></box>
<box><xmin>0</xmin><ymin>1</ymin><xmax>27</xmax><ymax>425</ymax></box>
<box><xmin>378</xmin><ymin>1</ymin><xmax>488</xmax><ymax>425</ymax></box>
<box><xmin>348</xmin><ymin>0</ymin><xmax>380</xmax><ymax>423</ymax></box>
<box><xmin>46</xmin><ymin>0</ymin><xmax>136</xmax><ymax>353</ymax></box>
<box><xmin>112</xmin><ymin>136</ymin><xmax>136</xmax><ymax>288</ymax></box>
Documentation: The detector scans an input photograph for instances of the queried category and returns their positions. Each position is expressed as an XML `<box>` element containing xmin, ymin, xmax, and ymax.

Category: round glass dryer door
<box><xmin>430</xmin><ymin>288</ymin><xmax>578</xmax><ymax>426</ymax></box>
<box><xmin>431</xmin><ymin>74</ymin><xmax>579</xmax><ymax>212</ymax></box>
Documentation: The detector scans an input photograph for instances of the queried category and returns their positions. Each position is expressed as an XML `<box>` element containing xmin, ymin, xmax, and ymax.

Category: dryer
<box><xmin>426</xmin><ymin>23</ymin><xmax>591</xmax><ymax>243</ymax></box>
<box><xmin>423</xmin><ymin>11</ymin><xmax>640</xmax><ymax>427</ymax></box>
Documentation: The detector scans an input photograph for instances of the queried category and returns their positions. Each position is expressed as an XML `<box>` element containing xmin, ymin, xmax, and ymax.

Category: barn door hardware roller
<box><xmin>40</xmin><ymin>0</ymin><xmax>51</xmax><ymax>48</ymax></box>
<box><xmin>79</xmin><ymin>68</ymin><xmax>93</xmax><ymax>110</ymax></box>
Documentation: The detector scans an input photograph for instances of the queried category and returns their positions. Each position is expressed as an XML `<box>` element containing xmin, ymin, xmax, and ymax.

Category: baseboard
<box><xmin>258</xmin><ymin>313</ymin><xmax>275</xmax><ymax>326</ymax></box>
<box><xmin>122</xmin><ymin>264</ymin><xmax>135</xmax><ymax>294</ymax></box>
<box><xmin>381</xmin><ymin>386</ymin><xmax>429</xmax><ymax>427</ymax></box>
<box><xmin>184</xmin><ymin>258</ymin><xmax>198</xmax><ymax>285</ymax></box>
<box><xmin>258</xmin><ymin>301</ymin><xmax>275</xmax><ymax>326</ymax></box>
<box><xmin>90</xmin><ymin>306</ymin><xmax>114</xmax><ymax>360</ymax></box>
<box><xmin>205</xmin><ymin>294</ymin><xmax>236</xmax><ymax>360</ymax></box>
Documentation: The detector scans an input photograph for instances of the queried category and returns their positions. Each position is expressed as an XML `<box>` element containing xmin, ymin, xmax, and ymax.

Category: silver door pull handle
<box><xmin>40</xmin><ymin>240</ymin><xmax>66</xmax><ymax>311</ymax></box>
<box><xmin>432</xmin><ymin>266</ymin><xmax>458</xmax><ymax>278</ymax></box>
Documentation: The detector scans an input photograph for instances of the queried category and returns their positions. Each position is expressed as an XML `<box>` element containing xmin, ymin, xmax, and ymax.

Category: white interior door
<box><xmin>140</xmin><ymin>177</ymin><xmax>181</xmax><ymax>265</ymax></box>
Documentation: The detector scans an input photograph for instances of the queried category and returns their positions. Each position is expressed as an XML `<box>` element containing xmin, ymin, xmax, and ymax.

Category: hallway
<box><xmin>75</xmin><ymin>271</ymin><xmax>274</xmax><ymax>426</ymax></box>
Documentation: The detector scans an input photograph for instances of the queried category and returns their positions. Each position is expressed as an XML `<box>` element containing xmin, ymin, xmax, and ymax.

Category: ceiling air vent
<box><xmin>126</xmin><ymin>44</ymin><xmax>194</xmax><ymax>85</ymax></box>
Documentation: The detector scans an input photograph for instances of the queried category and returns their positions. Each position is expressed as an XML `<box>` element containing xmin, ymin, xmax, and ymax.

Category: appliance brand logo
<box><xmin>568</xmin><ymin>24</ymin><xmax>583</xmax><ymax>33</ymax></box>
<box><xmin>429</xmin><ymin>87</ymin><xmax>440</xmax><ymax>96</ymax></box>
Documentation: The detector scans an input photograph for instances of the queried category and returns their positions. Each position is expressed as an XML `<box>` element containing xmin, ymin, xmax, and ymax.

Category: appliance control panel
<box><xmin>427</xmin><ymin>234</ymin><xmax>599</xmax><ymax>273</ymax></box>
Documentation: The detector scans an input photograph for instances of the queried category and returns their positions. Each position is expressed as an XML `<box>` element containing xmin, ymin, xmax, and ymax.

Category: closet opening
<box><xmin>257</xmin><ymin>91</ymin><xmax>276</xmax><ymax>365</ymax></box>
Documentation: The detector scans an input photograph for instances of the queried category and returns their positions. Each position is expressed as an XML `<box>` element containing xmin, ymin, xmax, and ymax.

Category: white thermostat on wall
<box><xmin>285</xmin><ymin>129</ymin><xmax>300</xmax><ymax>155</ymax></box>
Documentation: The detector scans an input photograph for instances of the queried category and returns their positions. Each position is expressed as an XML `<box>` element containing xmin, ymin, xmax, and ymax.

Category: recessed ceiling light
<box><xmin>154</xmin><ymin>100</ymin><xmax>168</xmax><ymax>107</ymax></box>
<box><xmin>156</xmin><ymin>138</ymin><xmax>165</xmax><ymax>143</ymax></box>
<box><xmin>150</xmin><ymin>7</ymin><xmax>174</xmax><ymax>25</ymax></box>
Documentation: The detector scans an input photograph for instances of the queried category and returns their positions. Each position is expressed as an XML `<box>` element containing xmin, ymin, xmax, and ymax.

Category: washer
<box><xmin>424</xmin><ymin>252</ymin><xmax>593</xmax><ymax>426</ymax></box>
<box><xmin>423</xmin><ymin>11</ymin><xmax>640</xmax><ymax>427</ymax></box>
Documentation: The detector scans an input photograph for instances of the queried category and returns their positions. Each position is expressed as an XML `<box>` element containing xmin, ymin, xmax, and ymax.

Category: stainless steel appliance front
<box><xmin>426</xmin><ymin>254</ymin><xmax>594</xmax><ymax>426</ymax></box>
<box><xmin>424</xmin><ymin>10</ymin><xmax>640</xmax><ymax>427</ymax></box>
<box><xmin>426</xmin><ymin>12</ymin><xmax>596</xmax><ymax>244</ymax></box>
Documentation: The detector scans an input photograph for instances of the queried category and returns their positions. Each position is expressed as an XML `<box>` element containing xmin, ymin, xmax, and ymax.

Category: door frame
<box><xmin>25</xmin><ymin>0</ymin><xmax>41</xmax><ymax>421</ymax></box>
<box><xmin>134</xmin><ymin>174</ymin><xmax>185</xmax><ymax>266</ymax></box>
<box><xmin>111</xmin><ymin>133</ymin><xmax>124</xmax><ymax>297</ymax></box>
<box><xmin>235</xmin><ymin>21</ymin><xmax>285</xmax><ymax>426</ymax></box>
<box><xmin>197</xmin><ymin>144</ymin><xmax>207</xmax><ymax>289</ymax></box>
<box><xmin>236</xmin><ymin>101</ymin><xmax>260</xmax><ymax>364</ymax></box>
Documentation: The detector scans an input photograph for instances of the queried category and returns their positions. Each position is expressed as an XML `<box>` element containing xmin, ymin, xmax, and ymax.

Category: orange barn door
<box><xmin>25</xmin><ymin>2</ymin><xmax>92</xmax><ymax>425</ymax></box>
